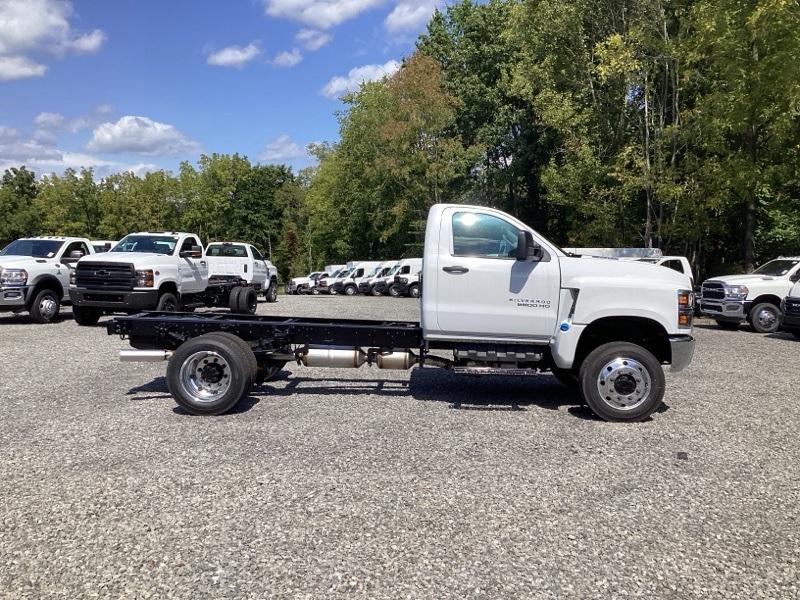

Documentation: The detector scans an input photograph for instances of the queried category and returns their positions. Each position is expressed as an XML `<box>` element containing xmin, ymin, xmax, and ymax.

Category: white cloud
<box><xmin>0</xmin><ymin>55</ymin><xmax>47</xmax><ymax>80</ymax></box>
<box><xmin>320</xmin><ymin>59</ymin><xmax>400</xmax><ymax>99</ymax></box>
<box><xmin>0</xmin><ymin>139</ymin><xmax>62</xmax><ymax>162</ymax></box>
<box><xmin>207</xmin><ymin>43</ymin><xmax>261</xmax><ymax>68</ymax></box>
<box><xmin>0</xmin><ymin>0</ymin><xmax>105</xmax><ymax>80</ymax></box>
<box><xmin>258</xmin><ymin>135</ymin><xmax>307</xmax><ymax>162</ymax></box>
<box><xmin>272</xmin><ymin>48</ymin><xmax>302</xmax><ymax>67</ymax></box>
<box><xmin>87</xmin><ymin>116</ymin><xmax>198</xmax><ymax>156</ymax></box>
<box><xmin>262</xmin><ymin>0</ymin><xmax>384</xmax><ymax>30</ymax></box>
<box><xmin>384</xmin><ymin>0</ymin><xmax>437</xmax><ymax>32</ymax></box>
<box><xmin>0</xmin><ymin>125</ymin><xmax>20</xmax><ymax>142</ymax></box>
<box><xmin>295</xmin><ymin>29</ymin><xmax>332</xmax><ymax>51</ymax></box>
<box><xmin>33</xmin><ymin>104</ymin><xmax>113</xmax><ymax>141</ymax></box>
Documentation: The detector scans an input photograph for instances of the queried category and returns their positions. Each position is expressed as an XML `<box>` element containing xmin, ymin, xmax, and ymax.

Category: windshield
<box><xmin>753</xmin><ymin>259</ymin><xmax>800</xmax><ymax>277</ymax></box>
<box><xmin>112</xmin><ymin>234</ymin><xmax>178</xmax><ymax>255</ymax></box>
<box><xmin>387</xmin><ymin>264</ymin><xmax>401</xmax><ymax>276</ymax></box>
<box><xmin>0</xmin><ymin>239</ymin><xmax>64</xmax><ymax>258</ymax></box>
<box><xmin>207</xmin><ymin>243</ymin><xmax>246</xmax><ymax>257</ymax></box>
<box><xmin>366</xmin><ymin>267</ymin><xmax>381</xmax><ymax>277</ymax></box>
<box><xmin>327</xmin><ymin>270</ymin><xmax>342</xmax><ymax>278</ymax></box>
<box><xmin>337</xmin><ymin>269</ymin><xmax>351</xmax><ymax>278</ymax></box>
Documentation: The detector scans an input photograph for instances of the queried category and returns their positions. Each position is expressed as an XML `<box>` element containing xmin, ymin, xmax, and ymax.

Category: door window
<box><xmin>61</xmin><ymin>241</ymin><xmax>90</xmax><ymax>262</ymax></box>
<box><xmin>452</xmin><ymin>212</ymin><xmax>518</xmax><ymax>258</ymax></box>
<box><xmin>179</xmin><ymin>237</ymin><xmax>200</xmax><ymax>255</ymax></box>
<box><xmin>251</xmin><ymin>246</ymin><xmax>265</xmax><ymax>261</ymax></box>
<box><xmin>662</xmin><ymin>260</ymin><xmax>684</xmax><ymax>273</ymax></box>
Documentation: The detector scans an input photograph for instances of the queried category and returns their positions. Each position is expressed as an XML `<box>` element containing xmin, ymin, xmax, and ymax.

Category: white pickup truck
<box><xmin>699</xmin><ymin>257</ymin><xmax>800</xmax><ymax>332</ymax></box>
<box><xmin>111</xmin><ymin>203</ymin><xmax>695</xmax><ymax>422</ymax></box>
<box><xmin>0</xmin><ymin>236</ymin><xmax>95</xmax><ymax>323</ymax></box>
<box><xmin>69</xmin><ymin>231</ymin><xmax>258</xmax><ymax>325</ymax></box>
<box><xmin>205</xmin><ymin>242</ymin><xmax>278</xmax><ymax>302</ymax></box>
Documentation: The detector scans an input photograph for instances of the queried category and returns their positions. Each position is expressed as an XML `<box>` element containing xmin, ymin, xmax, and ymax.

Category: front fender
<box><xmin>570</xmin><ymin>282</ymin><xmax>679</xmax><ymax>334</ymax></box>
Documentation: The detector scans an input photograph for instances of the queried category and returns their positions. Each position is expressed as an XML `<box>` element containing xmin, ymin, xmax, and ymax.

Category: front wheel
<box><xmin>311</xmin><ymin>287</ymin><xmax>320</xmax><ymax>295</ymax></box>
<box><xmin>578</xmin><ymin>342</ymin><xmax>665</xmax><ymax>422</ymax></box>
<box><xmin>344</xmin><ymin>284</ymin><xmax>357</xmax><ymax>296</ymax></box>
<box><xmin>156</xmin><ymin>292</ymin><xmax>179</xmax><ymax>312</ymax></box>
<box><xmin>370</xmin><ymin>285</ymin><xmax>383</xmax><ymax>297</ymax></box>
<box><xmin>408</xmin><ymin>283</ymin><xmax>420</xmax><ymax>298</ymax></box>
<box><xmin>265</xmin><ymin>280</ymin><xmax>278</xmax><ymax>302</ymax></box>
<box><xmin>28</xmin><ymin>288</ymin><xmax>61</xmax><ymax>323</ymax></box>
<box><xmin>749</xmin><ymin>302</ymin><xmax>781</xmax><ymax>333</ymax></box>
<box><xmin>72</xmin><ymin>305</ymin><xmax>101</xmax><ymax>326</ymax></box>
<box><xmin>388</xmin><ymin>284</ymin><xmax>401</xmax><ymax>298</ymax></box>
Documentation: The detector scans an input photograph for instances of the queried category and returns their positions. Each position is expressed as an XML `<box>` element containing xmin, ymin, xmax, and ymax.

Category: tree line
<box><xmin>2</xmin><ymin>0</ymin><xmax>799</xmax><ymax>280</ymax></box>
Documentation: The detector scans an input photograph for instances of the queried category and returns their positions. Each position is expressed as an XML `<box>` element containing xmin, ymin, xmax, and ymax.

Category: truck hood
<box><xmin>0</xmin><ymin>256</ymin><xmax>44</xmax><ymax>268</ymax></box>
<box><xmin>704</xmin><ymin>274</ymin><xmax>783</xmax><ymax>285</ymax></box>
<box><xmin>79</xmin><ymin>252</ymin><xmax>174</xmax><ymax>268</ymax></box>
<box><xmin>291</xmin><ymin>276</ymin><xmax>310</xmax><ymax>285</ymax></box>
<box><xmin>561</xmin><ymin>256</ymin><xmax>691</xmax><ymax>288</ymax></box>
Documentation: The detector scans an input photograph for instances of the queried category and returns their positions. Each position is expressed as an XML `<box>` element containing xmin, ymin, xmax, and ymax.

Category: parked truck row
<box><xmin>286</xmin><ymin>258</ymin><xmax>424</xmax><ymax>298</ymax></box>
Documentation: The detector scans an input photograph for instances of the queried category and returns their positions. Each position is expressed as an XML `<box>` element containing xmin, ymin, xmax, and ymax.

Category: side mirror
<box><xmin>516</xmin><ymin>230</ymin><xmax>542</xmax><ymax>262</ymax></box>
<box><xmin>69</xmin><ymin>250</ymin><xmax>85</xmax><ymax>259</ymax></box>
<box><xmin>791</xmin><ymin>271</ymin><xmax>800</xmax><ymax>283</ymax></box>
<box><xmin>180</xmin><ymin>245</ymin><xmax>203</xmax><ymax>258</ymax></box>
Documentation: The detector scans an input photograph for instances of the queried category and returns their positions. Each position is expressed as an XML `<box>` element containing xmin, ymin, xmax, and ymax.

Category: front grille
<box><xmin>75</xmin><ymin>261</ymin><xmax>135</xmax><ymax>290</ymax></box>
<box><xmin>785</xmin><ymin>298</ymin><xmax>800</xmax><ymax>315</ymax></box>
<box><xmin>701</xmin><ymin>281</ymin><xmax>725</xmax><ymax>300</ymax></box>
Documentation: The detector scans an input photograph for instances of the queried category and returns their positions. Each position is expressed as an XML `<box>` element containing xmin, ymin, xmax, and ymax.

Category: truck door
<box><xmin>178</xmin><ymin>236</ymin><xmax>206</xmax><ymax>293</ymax></box>
<box><xmin>250</xmin><ymin>246</ymin><xmax>268</xmax><ymax>287</ymax></box>
<box><xmin>434</xmin><ymin>208</ymin><xmax>561</xmax><ymax>341</ymax></box>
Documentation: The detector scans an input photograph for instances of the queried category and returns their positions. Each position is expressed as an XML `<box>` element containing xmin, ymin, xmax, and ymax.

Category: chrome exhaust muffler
<box><xmin>297</xmin><ymin>346</ymin><xmax>417</xmax><ymax>370</ymax></box>
<box><xmin>119</xmin><ymin>349</ymin><xmax>174</xmax><ymax>362</ymax></box>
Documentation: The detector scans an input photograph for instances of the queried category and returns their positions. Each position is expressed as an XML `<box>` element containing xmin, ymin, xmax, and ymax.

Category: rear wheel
<box><xmin>714</xmin><ymin>320</ymin><xmax>740</xmax><ymax>330</ymax></box>
<box><xmin>72</xmin><ymin>305</ymin><xmax>101</xmax><ymax>326</ymax></box>
<box><xmin>408</xmin><ymin>283</ymin><xmax>420</xmax><ymax>298</ymax></box>
<box><xmin>749</xmin><ymin>302</ymin><xmax>781</xmax><ymax>333</ymax></box>
<box><xmin>28</xmin><ymin>288</ymin><xmax>61</xmax><ymax>323</ymax></box>
<box><xmin>235</xmin><ymin>287</ymin><xmax>257</xmax><ymax>314</ymax></box>
<box><xmin>578</xmin><ymin>342</ymin><xmax>665</xmax><ymax>422</ymax></box>
<box><xmin>156</xmin><ymin>292</ymin><xmax>179</xmax><ymax>312</ymax></box>
<box><xmin>166</xmin><ymin>332</ymin><xmax>256</xmax><ymax>415</ymax></box>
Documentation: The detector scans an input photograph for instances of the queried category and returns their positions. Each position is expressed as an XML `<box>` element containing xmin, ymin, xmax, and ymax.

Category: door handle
<box><xmin>443</xmin><ymin>265</ymin><xmax>469</xmax><ymax>274</ymax></box>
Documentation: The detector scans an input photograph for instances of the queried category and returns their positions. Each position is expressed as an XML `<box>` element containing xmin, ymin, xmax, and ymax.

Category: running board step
<box><xmin>452</xmin><ymin>367</ymin><xmax>539</xmax><ymax>376</ymax></box>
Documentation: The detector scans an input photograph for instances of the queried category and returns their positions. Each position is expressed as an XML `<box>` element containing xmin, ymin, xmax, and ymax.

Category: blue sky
<box><xmin>0</xmin><ymin>0</ymin><xmax>439</xmax><ymax>176</ymax></box>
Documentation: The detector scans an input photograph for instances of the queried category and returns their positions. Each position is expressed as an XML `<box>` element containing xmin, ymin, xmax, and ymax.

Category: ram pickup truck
<box><xmin>781</xmin><ymin>281</ymin><xmax>800</xmax><ymax>339</ymax></box>
<box><xmin>206</xmin><ymin>242</ymin><xmax>278</xmax><ymax>302</ymax></box>
<box><xmin>109</xmin><ymin>204</ymin><xmax>695</xmax><ymax>422</ymax></box>
<box><xmin>69</xmin><ymin>231</ymin><xmax>258</xmax><ymax>325</ymax></box>
<box><xmin>0</xmin><ymin>236</ymin><xmax>95</xmax><ymax>323</ymax></box>
<box><xmin>699</xmin><ymin>257</ymin><xmax>800</xmax><ymax>333</ymax></box>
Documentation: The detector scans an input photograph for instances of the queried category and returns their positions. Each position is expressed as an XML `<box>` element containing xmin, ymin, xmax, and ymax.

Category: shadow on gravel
<box><xmin>172</xmin><ymin>396</ymin><xmax>261</xmax><ymax>415</ymax></box>
<box><xmin>767</xmin><ymin>331</ymin><xmax>799</xmax><ymax>342</ymax></box>
<box><xmin>0</xmin><ymin>313</ymin><xmax>73</xmax><ymax>325</ymax></box>
<box><xmin>126</xmin><ymin>376</ymin><xmax>172</xmax><ymax>400</ymax></box>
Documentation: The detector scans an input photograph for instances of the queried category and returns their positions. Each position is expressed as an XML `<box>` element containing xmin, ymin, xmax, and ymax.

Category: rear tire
<box><xmin>578</xmin><ymin>342</ymin><xmax>665</xmax><ymax>422</ymax></box>
<box><xmin>714</xmin><ymin>320</ymin><xmax>740</xmax><ymax>330</ymax></box>
<box><xmin>156</xmin><ymin>292</ymin><xmax>179</xmax><ymax>312</ymax></box>
<box><xmin>749</xmin><ymin>302</ymin><xmax>781</xmax><ymax>333</ymax></box>
<box><xmin>28</xmin><ymin>288</ymin><xmax>61</xmax><ymax>323</ymax></box>
<box><xmin>235</xmin><ymin>287</ymin><xmax>257</xmax><ymax>314</ymax></box>
<box><xmin>228</xmin><ymin>286</ymin><xmax>242</xmax><ymax>312</ymax></box>
<box><xmin>166</xmin><ymin>333</ymin><xmax>256</xmax><ymax>416</ymax></box>
<box><xmin>72</xmin><ymin>305</ymin><xmax>101</xmax><ymax>326</ymax></box>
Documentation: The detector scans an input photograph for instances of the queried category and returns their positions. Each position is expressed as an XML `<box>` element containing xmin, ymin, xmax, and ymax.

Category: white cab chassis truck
<box><xmin>205</xmin><ymin>242</ymin><xmax>278</xmax><ymax>302</ymax></box>
<box><xmin>699</xmin><ymin>257</ymin><xmax>800</xmax><ymax>333</ymax></box>
<box><xmin>69</xmin><ymin>232</ymin><xmax>259</xmax><ymax>326</ymax></box>
<box><xmin>109</xmin><ymin>204</ymin><xmax>695</xmax><ymax>422</ymax></box>
<box><xmin>0</xmin><ymin>236</ymin><xmax>95</xmax><ymax>323</ymax></box>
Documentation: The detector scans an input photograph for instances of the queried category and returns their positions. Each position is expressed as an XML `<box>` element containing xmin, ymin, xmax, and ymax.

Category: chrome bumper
<box><xmin>669</xmin><ymin>335</ymin><xmax>695</xmax><ymax>372</ymax></box>
<box><xmin>699</xmin><ymin>298</ymin><xmax>750</xmax><ymax>320</ymax></box>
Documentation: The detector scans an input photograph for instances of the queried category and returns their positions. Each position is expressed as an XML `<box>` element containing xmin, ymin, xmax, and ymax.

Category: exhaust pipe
<box><xmin>120</xmin><ymin>349</ymin><xmax>174</xmax><ymax>362</ymax></box>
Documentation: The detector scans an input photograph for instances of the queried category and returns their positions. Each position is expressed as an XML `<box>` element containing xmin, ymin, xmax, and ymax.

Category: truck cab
<box><xmin>205</xmin><ymin>242</ymin><xmax>278</xmax><ymax>302</ymax></box>
<box><xmin>0</xmin><ymin>236</ymin><xmax>94</xmax><ymax>323</ymax></box>
<box><xmin>388</xmin><ymin>258</ymin><xmax>423</xmax><ymax>297</ymax></box>
<box><xmin>700</xmin><ymin>257</ymin><xmax>800</xmax><ymax>333</ymax></box>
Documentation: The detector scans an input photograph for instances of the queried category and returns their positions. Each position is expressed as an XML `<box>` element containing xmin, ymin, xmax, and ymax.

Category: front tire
<box><xmin>370</xmin><ymin>285</ymin><xmax>382</xmax><ymax>297</ymax></box>
<box><xmin>266</xmin><ymin>280</ymin><xmax>278</xmax><ymax>302</ymax></box>
<box><xmin>167</xmin><ymin>332</ymin><xmax>257</xmax><ymax>415</ymax></box>
<box><xmin>28</xmin><ymin>288</ymin><xmax>61</xmax><ymax>323</ymax></box>
<box><xmin>72</xmin><ymin>305</ymin><xmax>101</xmax><ymax>326</ymax></box>
<box><xmin>578</xmin><ymin>342</ymin><xmax>665</xmax><ymax>422</ymax></box>
<box><xmin>749</xmin><ymin>302</ymin><xmax>781</xmax><ymax>333</ymax></box>
<box><xmin>388</xmin><ymin>284</ymin><xmax>401</xmax><ymax>298</ymax></box>
<box><xmin>408</xmin><ymin>283</ymin><xmax>420</xmax><ymax>298</ymax></box>
<box><xmin>156</xmin><ymin>292</ymin><xmax>179</xmax><ymax>312</ymax></box>
<box><xmin>344</xmin><ymin>284</ymin><xmax>357</xmax><ymax>296</ymax></box>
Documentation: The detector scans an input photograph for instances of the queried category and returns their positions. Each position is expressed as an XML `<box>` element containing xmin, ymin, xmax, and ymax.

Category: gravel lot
<box><xmin>1</xmin><ymin>295</ymin><xmax>798</xmax><ymax>599</ymax></box>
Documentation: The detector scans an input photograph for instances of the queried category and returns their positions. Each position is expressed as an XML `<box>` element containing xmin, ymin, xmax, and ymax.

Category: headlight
<box><xmin>677</xmin><ymin>289</ymin><xmax>694</xmax><ymax>328</ymax></box>
<box><xmin>135</xmin><ymin>269</ymin><xmax>154</xmax><ymax>287</ymax></box>
<box><xmin>0</xmin><ymin>268</ymin><xmax>28</xmax><ymax>286</ymax></box>
<box><xmin>724</xmin><ymin>285</ymin><xmax>749</xmax><ymax>300</ymax></box>
<box><xmin>70</xmin><ymin>270</ymin><xmax>76</xmax><ymax>285</ymax></box>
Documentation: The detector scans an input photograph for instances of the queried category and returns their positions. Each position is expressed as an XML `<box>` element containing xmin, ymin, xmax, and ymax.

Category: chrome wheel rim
<box><xmin>596</xmin><ymin>357</ymin><xmax>652</xmax><ymax>411</ymax></box>
<box><xmin>39</xmin><ymin>295</ymin><xmax>58</xmax><ymax>319</ymax></box>
<box><xmin>757</xmin><ymin>308</ymin><xmax>777</xmax><ymax>329</ymax></box>
<box><xmin>179</xmin><ymin>351</ymin><xmax>232</xmax><ymax>403</ymax></box>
